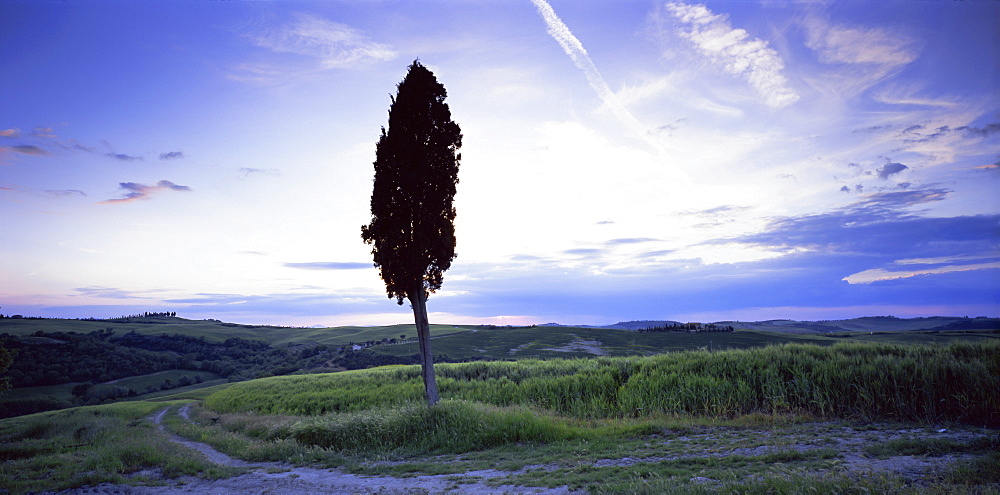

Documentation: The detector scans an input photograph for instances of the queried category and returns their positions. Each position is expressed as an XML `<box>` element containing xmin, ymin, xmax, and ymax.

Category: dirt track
<box><xmin>57</xmin><ymin>405</ymin><xmax>575</xmax><ymax>494</ymax></box>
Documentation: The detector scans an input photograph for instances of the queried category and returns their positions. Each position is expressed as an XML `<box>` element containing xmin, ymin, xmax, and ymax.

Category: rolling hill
<box><xmin>2</xmin><ymin>314</ymin><xmax>997</xmax><ymax>418</ymax></box>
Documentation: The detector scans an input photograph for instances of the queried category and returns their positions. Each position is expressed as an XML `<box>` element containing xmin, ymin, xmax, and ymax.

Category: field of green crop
<box><xmin>207</xmin><ymin>341</ymin><xmax>999</xmax><ymax>424</ymax></box>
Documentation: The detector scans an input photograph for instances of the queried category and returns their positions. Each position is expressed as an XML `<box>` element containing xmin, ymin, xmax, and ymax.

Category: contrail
<box><xmin>531</xmin><ymin>0</ymin><xmax>686</xmax><ymax>179</ymax></box>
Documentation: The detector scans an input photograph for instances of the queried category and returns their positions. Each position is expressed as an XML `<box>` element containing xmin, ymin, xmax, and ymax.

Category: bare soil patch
<box><xmin>542</xmin><ymin>335</ymin><xmax>605</xmax><ymax>356</ymax></box>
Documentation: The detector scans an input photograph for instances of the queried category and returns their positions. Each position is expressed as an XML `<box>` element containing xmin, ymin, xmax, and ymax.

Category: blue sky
<box><xmin>2</xmin><ymin>0</ymin><xmax>997</xmax><ymax>326</ymax></box>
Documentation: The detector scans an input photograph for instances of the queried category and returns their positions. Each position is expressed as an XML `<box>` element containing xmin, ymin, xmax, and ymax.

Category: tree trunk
<box><xmin>409</xmin><ymin>287</ymin><xmax>440</xmax><ymax>407</ymax></box>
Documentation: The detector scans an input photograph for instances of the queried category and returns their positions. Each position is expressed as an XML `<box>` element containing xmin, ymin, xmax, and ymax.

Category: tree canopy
<box><xmin>362</xmin><ymin>60</ymin><xmax>462</xmax><ymax>304</ymax></box>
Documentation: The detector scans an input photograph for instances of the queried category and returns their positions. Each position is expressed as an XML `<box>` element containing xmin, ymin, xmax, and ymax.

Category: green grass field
<box><xmin>2</xmin><ymin>340</ymin><xmax>997</xmax><ymax>494</ymax></box>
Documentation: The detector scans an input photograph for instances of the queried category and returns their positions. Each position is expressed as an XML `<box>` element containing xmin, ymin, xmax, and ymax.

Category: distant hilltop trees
<box><xmin>95</xmin><ymin>311</ymin><xmax>177</xmax><ymax>321</ymax></box>
<box><xmin>635</xmin><ymin>323</ymin><xmax>735</xmax><ymax>333</ymax></box>
<box><xmin>0</xmin><ymin>312</ymin><xmax>177</xmax><ymax>320</ymax></box>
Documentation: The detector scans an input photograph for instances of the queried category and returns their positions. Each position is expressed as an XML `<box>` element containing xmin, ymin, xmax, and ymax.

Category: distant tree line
<box><xmin>68</xmin><ymin>373</ymin><xmax>207</xmax><ymax>405</ymax></box>
<box><xmin>3</xmin><ymin>330</ymin><xmax>181</xmax><ymax>387</ymax></box>
<box><xmin>0</xmin><ymin>328</ymin><xmax>338</xmax><ymax>389</ymax></box>
<box><xmin>635</xmin><ymin>323</ymin><xmax>735</xmax><ymax>333</ymax></box>
<box><xmin>103</xmin><ymin>311</ymin><xmax>177</xmax><ymax>321</ymax></box>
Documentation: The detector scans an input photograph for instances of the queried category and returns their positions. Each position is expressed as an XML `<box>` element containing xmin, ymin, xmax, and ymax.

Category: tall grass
<box><xmin>205</xmin><ymin>342</ymin><xmax>999</xmax><ymax>425</ymax></box>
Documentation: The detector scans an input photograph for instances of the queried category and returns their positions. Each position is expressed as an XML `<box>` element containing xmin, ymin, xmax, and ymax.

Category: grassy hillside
<box><xmin>3</xmin><ymin>315</ymin><xmax>996</xmax><ymax>419</ymax></box>
<box><xmin>374</xmin><ymin>326</ymin><xmax>835</xmax><ymax>360</ymax></box>
<box><xmin>3</xmin><ymin>314</ymin><xmax>994</xmax><ymax>348</ymax></box>
<box><xmin>826</xmin><ymin>329</ymin><xmax>1000</xmax><ymax>345</ymax></box>
<box><xmin>0</xmin><ymin>316</ymin><xmax>470</xmax><ymax>345</ymax></box>
<box><xmin>727</xmin><ymin>316</ymin><xmax>1000</xmax><ymax>334</ymax></box>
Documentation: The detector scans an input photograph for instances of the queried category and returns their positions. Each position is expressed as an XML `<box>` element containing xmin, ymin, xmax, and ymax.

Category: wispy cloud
<box><xmin>284</xmin><ymin>262</ymin><xmax>370</xmax><ymax>270</ymax></box>
<box><xmin>159</xmin><ymin>151</ymin><xmax>184</xmax><ymax>160</ymax></box>
<box><xmin>74</xmin><ymin>286</ymin><xmax>158</xmax><ymax>299</ymax></box>
<box><xmin>664</xmin><ymin>2</ymin><xmax>798</xmax><ymax>108</ymax></box>
<box><xmin>248</xmin><ymin>13</ymin><xmax>395</xmax><ymax>70</ymax></box>
<box><xmin>844</xmin><ymin>261</ymin><xmax>1000</xmax><ymax>284</ymax></box>
<box><xmin>531</xmin><ymin>0</ymin><xmax>683</xmax><ymax>167</ymax></box>
<box><xmin>106</xmin><ymin>152</ymin><xmax>143</xmax><ymax>162</ymax></box>
<box><xmin>100</xmin><ymin>180</ymin><xmax>191</xmax><ymax>204</ymax></box>
<box><xmin>6</xmin><ymin>145</ymin><xmax>49</xmax><ymax>156</ymax></box>
<box><xmin>563</xmin><ymin>248</ymin><xmax>604</xmax><ymax>257</ymax></box>
<box><xmin>605</xmin><ymin>238</ymin><xmax>659</xmax><ymax>245</ymax></box>
<box><xmin>873</xmin><ymin>85</ymin><xmax>958</xmax><ymax>107</ymax></box>
<box><xmin>31</xmin><ymin>126</ymin><xmax>57</xmax><ymax>139</ymax></box>
<box><xmin>0</xmin><ymin>128</ymin><xmax>20</xmax><ymax>138</ymax></box>
<box><xmin>804</xmin><ymin>16</ymin><xmax>917</xmax><ymax>96</ymax></box>
<box><xmin>46</xmin><ymin>189</ymin><xmax>87</xmax><ymax>197</ymax></box>
<box><xmin>239</xmin><ymin>167</ymin><xmax>280</xmax><ymax>178</ymax></box>
<box><xmin>805</xmin><ymin>18</ymin><xmax>916</xmax><ymax>66</ymax></box>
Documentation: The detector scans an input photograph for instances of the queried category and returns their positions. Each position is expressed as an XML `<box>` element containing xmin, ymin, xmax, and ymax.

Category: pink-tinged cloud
<box><xmin>100</xmin><ymin>180</ymin><xmax>192</xmax><ymax>204</ymax></box>
<box><xmin>31</xmin><ymin>126</ymin><xmax>57</xmax><ymax>139</ymax></box>
<box><xmin>0</xmin><ymin>129</ymin><xmax>19</xmax><ymax>137</ymax></box>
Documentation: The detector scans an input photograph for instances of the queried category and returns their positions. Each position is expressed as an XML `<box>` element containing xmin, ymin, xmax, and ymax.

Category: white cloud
<box><xmin>251</xmin><ymin>13</ymin><xmax>396</xmax><ymax>69</ymax></box>
<box><xmin>530</xmin><ymin>0</ymin><xmax>634</xmax><ymax>124</ymax></box>
<box><xmin>614</xmin><ymin>76</ymin><xmax>676</xmax><ymax>107</ymax></box>
<box><xmin>664</xmin><ymin>2</ymin><xmax>798</xmax><ymax>109</ymax></box>
<box><xmin>872</xmin><ymin>84</ymin><xmax>959</xmax><ymax>108</ymax></box>
<box><xmin>531</xmin><ymin>0</ymin><xmax>686</xmax><ymax>170</ymax></box>
<box><xmin>843</xmin><ymin>261</ymin><xmax>1000</xmax><ymax>284</ymax></box>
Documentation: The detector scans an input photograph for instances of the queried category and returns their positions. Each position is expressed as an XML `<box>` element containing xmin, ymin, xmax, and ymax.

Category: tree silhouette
<box><xmin>362</xmin><ymin>60</ymin><xmax>462</xmax><ymax>407</ymax></box>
